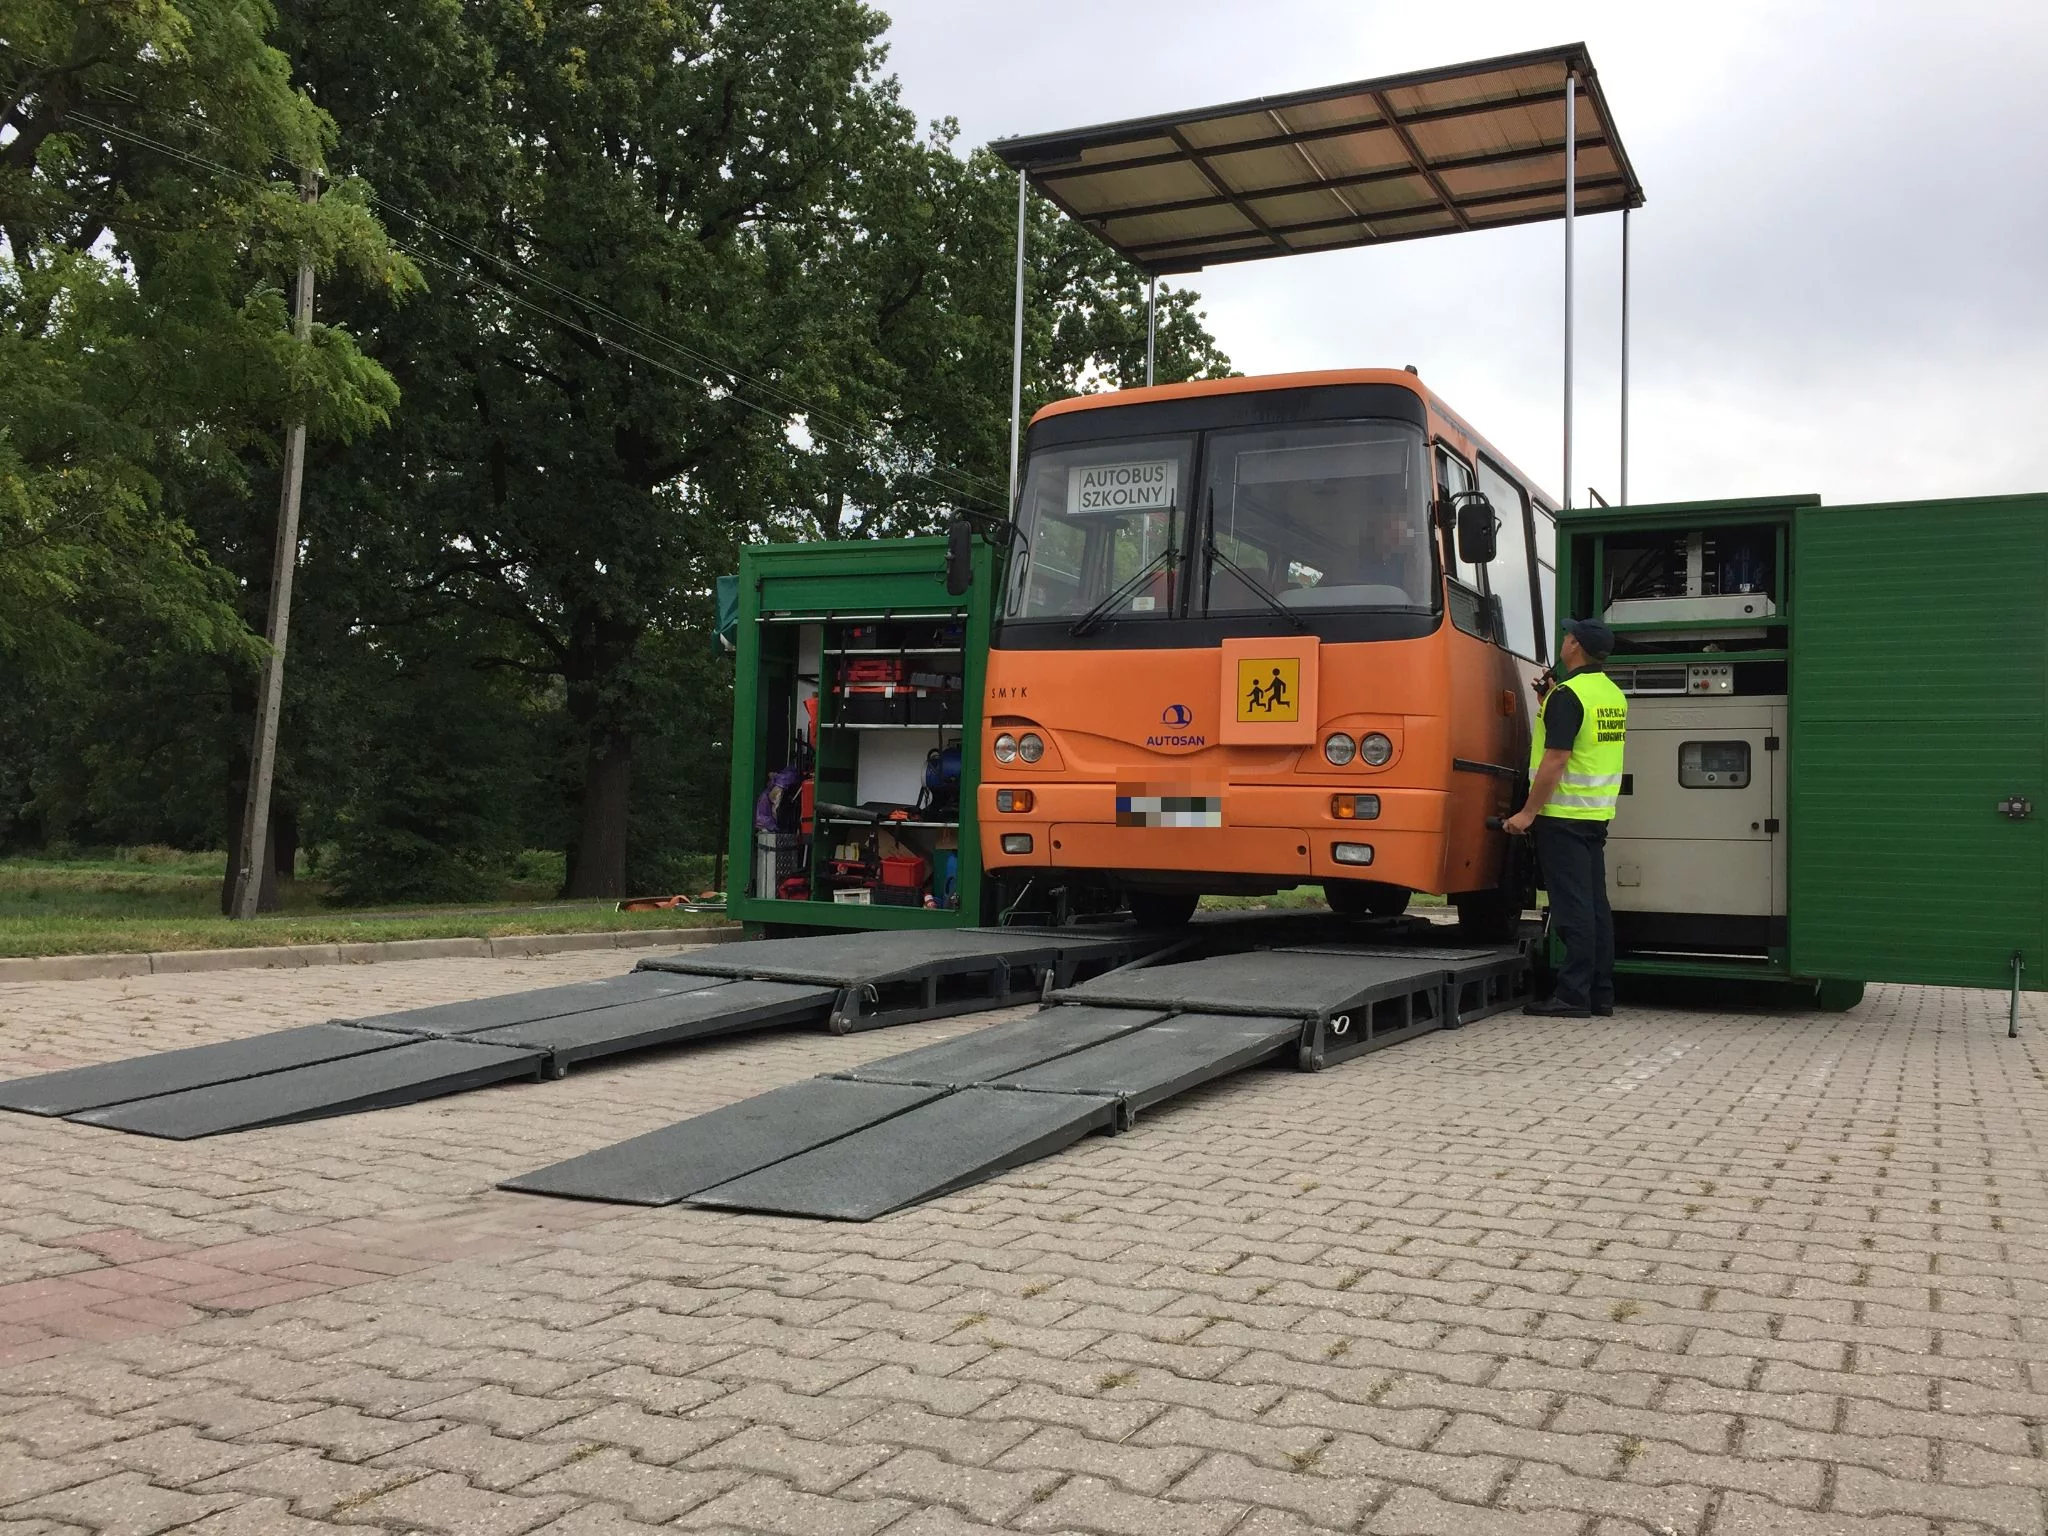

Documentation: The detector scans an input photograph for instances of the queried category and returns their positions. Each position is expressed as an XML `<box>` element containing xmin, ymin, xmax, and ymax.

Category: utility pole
<box><xmin>231</xmin><ymin>168</ymin><xmax>318</xmax><ymax>920</ymax></box>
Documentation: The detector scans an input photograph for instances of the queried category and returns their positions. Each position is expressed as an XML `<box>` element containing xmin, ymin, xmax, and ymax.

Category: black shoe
<box><xmin>1593</xmin><ymin>1004</ymin><xmax>1615</xmax><ymax>1017</ymax></box>
<box><xmin>1523</xmin><ymin>998</ymin><xmax>1591</xmax><ymax>1018</ymax></box>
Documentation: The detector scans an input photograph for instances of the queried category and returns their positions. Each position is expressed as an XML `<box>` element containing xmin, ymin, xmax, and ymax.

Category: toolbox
<box><xmin>838</xmin><ymin>657</ymin><xmax>912</xmax><ymax>685</ymax></box>
<box><xmin>838</xmin><ymin>684</ymin><xmax>911</xmax><ymax>725</ymax></box>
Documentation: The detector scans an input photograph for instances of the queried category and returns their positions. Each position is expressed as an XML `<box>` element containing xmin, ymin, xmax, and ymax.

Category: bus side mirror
<box><xmin>944</xmin><ymin>519</ymin><xmax>973</xmax><ymax>596</ymax></box>
<box><xmin>1456</xmin><ymin>496</ymin><xmax>1498</xmax><ymax>566</ymax></box>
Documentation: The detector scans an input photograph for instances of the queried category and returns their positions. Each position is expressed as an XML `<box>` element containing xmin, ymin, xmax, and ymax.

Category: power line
<box><xmin>363</xmin><ymin>194</ymin><xmax>1010</xmax><ymax>510</ymax></box>
<box><xmin>385</xmin><ymin>230</ymin><xmax>1003</xmax><ymax>512</ymax></box>
<box><xmin>49</xmin><ymin>86</ymin><xmax>1010</xmax><ymax>512</ymax></box>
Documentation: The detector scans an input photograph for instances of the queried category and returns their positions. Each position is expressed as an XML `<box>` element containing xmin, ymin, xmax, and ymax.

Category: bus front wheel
<box><xmin>1127</xmin><ymin>891</ymin><xmax>1199</xmax><ymax>928</ymax></box>
<box><xmin>1324</xmin><ymin>880</ymin><xmax>1411</xmax><ymax>919</ymax></box>
<box><xmin>1453</xmin><ymin>887</ymin><xmax>1524</xmax><ymax>943</ymax></box>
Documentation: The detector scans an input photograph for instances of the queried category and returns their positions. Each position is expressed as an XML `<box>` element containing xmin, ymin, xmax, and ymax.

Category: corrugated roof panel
<box><xmin>1104</xmin><ymin>210</ymin><xmax>1253</xmax><ymax>251</ymax></box>
<box><xmin>1056</xmin><ymin>161</ymin><xmax>1216</xmax><ymax>215</ymax></box>
<box><xmin>996</xmin><ymin>44</ymin><xmax>1642</xmax><ymax>272</ymax></box>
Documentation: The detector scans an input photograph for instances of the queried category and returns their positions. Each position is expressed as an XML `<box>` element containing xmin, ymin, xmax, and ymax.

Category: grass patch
<box><xmin>0</xmin><ymin>848</ymin><xmax>728</xmax><ymax>958</ymax></box>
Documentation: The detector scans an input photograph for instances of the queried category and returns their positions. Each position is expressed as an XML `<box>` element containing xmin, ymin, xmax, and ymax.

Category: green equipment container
<box><xmin>1787</xmin><ymin>494</ymin><xmax>2045</xmax><ymax>994</ymax></box>
<box><xmin>1554</xmin><ymin>491</ymin><xmax>2046</xmax><ymax>1008</ymax></box>
<box><xmin>725</xmin><ymin>535</ymin><xmax>997</xmax><ymax>933</ymax></box>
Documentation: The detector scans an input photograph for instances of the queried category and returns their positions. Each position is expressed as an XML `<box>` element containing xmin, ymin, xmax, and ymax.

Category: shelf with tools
<box><xmin>730</xmin><ymin>545</ymin><xmax>990</xmax><ymax>931</ymax></box>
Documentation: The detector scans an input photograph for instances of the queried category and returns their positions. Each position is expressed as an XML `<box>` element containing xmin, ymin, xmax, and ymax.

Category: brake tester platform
<box><xmin>0</xmin><ymin>918</ymin><xmax>1530</xmax><ymax>1215</ymax></box>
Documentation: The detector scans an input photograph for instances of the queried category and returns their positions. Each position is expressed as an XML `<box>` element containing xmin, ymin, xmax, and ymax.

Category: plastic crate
<box><xmin>880</xmin><ymin>855</ymin><xmax>926</xmax><ymax>888</ymax></box>
<box><xmin>874</xmin><ymin>882</ymin><xmax>926</xmax><ymax>907</ymax></box>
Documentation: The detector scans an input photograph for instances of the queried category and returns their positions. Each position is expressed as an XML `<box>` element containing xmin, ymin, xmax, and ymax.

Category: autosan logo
<box><xmin>1148</xmin><ymin>702</ymin><xmax>1205</xmax><ymax>749</ymax></box>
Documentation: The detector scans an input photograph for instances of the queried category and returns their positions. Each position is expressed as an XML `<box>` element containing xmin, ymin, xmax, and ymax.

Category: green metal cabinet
<box><xmin>725</xmin><ymin>536</ymin><xmax>997</xmax><ymax>933</ymax></box>
<box><xmin>1788</xmin><ymin>494</ymin><xmax>2047</xmax><ymax>991</ymax></box>
<box><xmin>1555</xmin><ymin>491</ymin><xmax>2048</xmax><ymax>999</ymax></box>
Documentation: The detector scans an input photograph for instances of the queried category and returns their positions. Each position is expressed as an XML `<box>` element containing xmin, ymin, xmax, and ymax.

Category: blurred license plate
<box><xmin>1115</xmin><ymin>784</ymin><xmax>1223</xmax><ymax>828</ymax></box>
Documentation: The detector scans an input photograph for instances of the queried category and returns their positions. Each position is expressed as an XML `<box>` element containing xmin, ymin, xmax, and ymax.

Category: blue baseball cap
<box><xmin>1562</xmin><ymin>618</ymin><xmax>1616</xmax><ymax>659</ymax></box>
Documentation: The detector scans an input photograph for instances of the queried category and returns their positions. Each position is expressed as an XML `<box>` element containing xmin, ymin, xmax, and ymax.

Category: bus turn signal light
<box><xmin>996</xmin><ymin>789</ymin><xmax>1034</xmax><ymax>813</ymax></box>
<box><xmin>1000</xmin><ymin>834</ymin><xmax>1033</xmax><ymax>855</ymax></box>
<box><xmin>1331</xmin><ymin>794</ymin><xmax>1380</xmax><ymax>820</ymax></box>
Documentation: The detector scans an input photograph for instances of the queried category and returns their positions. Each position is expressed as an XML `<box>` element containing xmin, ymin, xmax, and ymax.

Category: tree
<box><xmin>0</xmin><ymin>0</ymin><xmax>414</xmax><ymax>675</ymax></box>
<box><xmin>267</xmin><ymin>0</ymin><xmax>1234</xmax><ymax>899</ymax></box>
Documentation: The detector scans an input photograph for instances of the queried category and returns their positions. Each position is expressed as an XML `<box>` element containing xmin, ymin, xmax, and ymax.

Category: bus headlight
<box><xmin>993</xmin><ymin>732</ymin><xmax>1018</xmax><ymax>763</ymax></box>
<box><xmin>1018</xmin><ymin>732</ymin><xmax>1045</xmax><ymax>763</ymax></box>
<box><xmin>1359</xmin><ymin>732</ymin><xmax>1394</xmax><ymax>766</ymax></box>
<box><xmin>1323</xmin><ymin>733</ymin><xmax>1356</xmax><ymax>766</ymax></box>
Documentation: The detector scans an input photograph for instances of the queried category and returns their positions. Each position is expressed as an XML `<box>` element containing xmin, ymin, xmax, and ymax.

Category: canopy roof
<box><xmin>992</xmin><ymin>44</ymin><xmax>1643</xmax><ymax>275</ymax></box>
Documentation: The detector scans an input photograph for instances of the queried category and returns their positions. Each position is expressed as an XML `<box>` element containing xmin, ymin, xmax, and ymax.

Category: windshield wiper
<box><xmin>1201</xmin><ymin>492</ymin><xmax>1305</xmax><ymax>631</ymax></box>
<box><xmin>1069</xmin><ymin>541</ymin><xmax>1178</xmax><ymax>636</ymax></box>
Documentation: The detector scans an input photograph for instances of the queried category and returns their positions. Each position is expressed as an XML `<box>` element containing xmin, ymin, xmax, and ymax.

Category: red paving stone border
<box><xmin>0</xmin><ymin>1201</ymin><xmax>621</xmax><ymax>1367</ymax></box>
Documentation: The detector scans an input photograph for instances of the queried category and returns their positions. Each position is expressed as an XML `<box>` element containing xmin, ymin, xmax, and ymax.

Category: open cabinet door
<box><xmin>1789</xmin><ymin>495</ymin><xmax>2047</xmax><ymax>990</ymax></box>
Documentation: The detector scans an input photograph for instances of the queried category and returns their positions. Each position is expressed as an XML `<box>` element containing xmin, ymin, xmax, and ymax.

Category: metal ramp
<box><xmin>506</xmin><ymin>932</ymin><xmax>1531</xmax><ymax>1219</ymax></box>
<box><xmin>636</xmin><ymin>926</ymin><xmax>1147</xmax><ymax>1032</ymax></box>
<box><xmin>73</xmin><ymin>1039</ymin><xmax>552</xmax><ymax>1140</ymax></box>
<box><xmin>0</xmin><ymin>927</ymin><xmax>1151</xmax><ymax>1140</ymax></box>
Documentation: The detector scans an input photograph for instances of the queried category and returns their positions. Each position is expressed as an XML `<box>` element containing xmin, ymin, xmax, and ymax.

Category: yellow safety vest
<box><xmin>1529</xmin><ymin>670</ymin><xmax>1629</xmax><ymax>821</ymax></box>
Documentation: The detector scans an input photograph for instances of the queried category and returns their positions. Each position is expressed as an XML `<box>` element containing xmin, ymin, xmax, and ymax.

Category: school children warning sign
<box><xmin>1067</xmin><ymin>460</ymin><xmax>1177</xmax><ymax>515</ymax></box>
<box><xmin>1235</xmin><ymin>657</ymin><xmax>1301</xmax><ymax>722</ymax></box>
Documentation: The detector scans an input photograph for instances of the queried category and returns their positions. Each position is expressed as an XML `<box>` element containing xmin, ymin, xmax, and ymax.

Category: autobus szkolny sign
<box><xmin>1068</xmin><ymin>460</ymin><xmax>1178</xmax><ymax>515</ymax></box>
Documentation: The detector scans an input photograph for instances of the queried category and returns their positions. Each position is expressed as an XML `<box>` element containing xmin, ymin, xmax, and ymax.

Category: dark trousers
<box><xmin>1534</xmin><ymin>816</ymin><xmax>1614</xmax><ymax>1012</ymax></box>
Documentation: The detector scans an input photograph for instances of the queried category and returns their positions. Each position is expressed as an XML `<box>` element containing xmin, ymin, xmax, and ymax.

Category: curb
<box><xmin>0</xmin><ymin>924</ymin><xmax>744</xmax><ymax>984</ymax></box>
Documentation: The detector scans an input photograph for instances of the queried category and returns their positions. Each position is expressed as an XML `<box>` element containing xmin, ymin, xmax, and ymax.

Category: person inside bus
<box><xmin>1355</xmin><ymin>499</ymin><xmax>1428</xmax><ymax>601</ymax></box>
<box><xmin>1503</xmin><ymin>618</ymin><xmax>1629</xmax><ymax>1018</ymax></box>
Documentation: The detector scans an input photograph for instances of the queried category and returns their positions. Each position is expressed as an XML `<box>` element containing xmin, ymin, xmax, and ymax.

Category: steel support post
<box><xmin>1620</xmin><ymin>204</ymin><xmax>1632</xmax><ymax>506</ymax></box>
<box><xmin>1145</xmin><ymin>273</ymin><xmax>1158</xmax><ymax>387</ymax></box>
<box><xmin>1008</xmin><ymin>169</ymin><xmax>1028</xmax><ymax>508</ymax></box>
<box><xmin>2012</xmin><ymin>950</ymin><xmax>2025</xmax><ymax>1039</ymax></box>
<box><xmin>1561</xmin><ymin>70</ymin><xmax>1576</xmax><ymax>510</ymax></box>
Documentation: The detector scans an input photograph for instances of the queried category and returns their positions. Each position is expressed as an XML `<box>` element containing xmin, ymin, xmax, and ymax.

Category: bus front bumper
<box><xmin>979</xmin><ymin>783</ymin><xmax>1451</xmax><ymax>889</ymax></box>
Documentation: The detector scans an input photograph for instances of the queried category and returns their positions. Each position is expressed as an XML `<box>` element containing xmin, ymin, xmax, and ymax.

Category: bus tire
<box><xmin>1127</xmin><ymin>891</ymin><xmax>1199</xmax><ymax>928</ymax></box>
<box><xmin>1453</xmin><ymin>887</ymin><xmax>1523</xmax><ymax>943</ymax></box>
<box><xmin>1324</xmin><ymin>880</ymin><xmax>1411</xmax><ymax>919</ymax></box>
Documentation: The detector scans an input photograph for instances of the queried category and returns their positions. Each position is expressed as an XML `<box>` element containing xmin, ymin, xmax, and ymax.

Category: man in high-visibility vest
<box><xmin>1505</xmin><ymin>618</ymin><xmax>1628</xmax><ymax>1018</ymax></box>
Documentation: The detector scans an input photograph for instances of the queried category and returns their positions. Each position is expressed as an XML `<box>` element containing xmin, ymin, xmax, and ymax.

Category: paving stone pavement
<box><xmin>0</xmin><ymin>952</ymin><xmax>2044</xmax><ymax>1535</ymax></box>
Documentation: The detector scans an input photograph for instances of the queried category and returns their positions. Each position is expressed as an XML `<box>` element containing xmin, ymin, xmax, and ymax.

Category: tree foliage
<box><xmin>0</xmin><ymin>0</ymin><xmax>414</xmax><ymax>670</ymax></box>
<box><xmin>0</xmin><ymin>0</ymin><xmax>1232</xmax><ymax>902</ymax></box>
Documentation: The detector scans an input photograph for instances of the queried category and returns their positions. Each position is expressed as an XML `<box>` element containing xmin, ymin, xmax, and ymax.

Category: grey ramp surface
<box><xmin>0</xmin><ymin>1024</ymin><xmax>412</xmax><ymax>1118</ymax></box>
<box><xmin>501</xmin><ymin>1077</ymin><xmax>942</xmax><ymax>1205</ymax></box>
<box><xmin>689</xmin><ymin>1086</ymin><xmax>1118</xmax><ymax>1220</ymax></box>
<box><xmin>471</xmin><ymin>980</ymin><xmax>837</xmax><ymax>1064</ymax></box>
<box><xmin>351</xmin><ymin>970</ymin><xmax>733</xmax><ymax>1037</ymax></box>
<box><xmin>71</xmin><ymin>1038</ymin><xmax>548</xmax><ymax>1140</ymax></box>
<box><xmin>1278</xmin><ymin>944</ymin><xmax>1504</xmax><ymax>961</ymax></box>
<box><xmin>843</xmin><ymin>1005</ymin><xmax>1166</xmax><ymax>1086</ymax></box>
<box><xmin>636</xmin><ymin>926</ymin><xmax>1125</xmax><ymax>984</ymax></box>
<box><xmin>996</xmin><ymin>1012</ymin><xmax>1301</xmax><ymax>1111</ymax></box>
<box><xmin>1057</xmin><ymin>949</ymin><xmax>1449</xmax><ymax>1017</ymax></box>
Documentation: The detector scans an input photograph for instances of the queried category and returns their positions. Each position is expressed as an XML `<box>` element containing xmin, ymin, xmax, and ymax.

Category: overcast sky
<box><xmin>876</xmin><ymin>0</ymin><xmax>2047</xmax><ymax>508</ymax></box>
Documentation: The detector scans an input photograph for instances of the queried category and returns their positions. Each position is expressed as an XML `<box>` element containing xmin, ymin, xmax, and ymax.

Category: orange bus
<box><xmin>977</xmin><ymin>368</ymin><xmax>1558</xmax><ymax>936</ymax></box>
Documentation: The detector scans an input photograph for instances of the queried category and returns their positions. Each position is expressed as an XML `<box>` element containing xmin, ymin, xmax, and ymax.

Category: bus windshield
<box><xmin>1201</xmin><ymin>420</ymin><xmax>1433</xmax><ymax>613</ymax></box>
<box><xmin>1007</xmin><ymin>436</ymin><xmax>1196</xmax><ymax>621</ymax></box>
